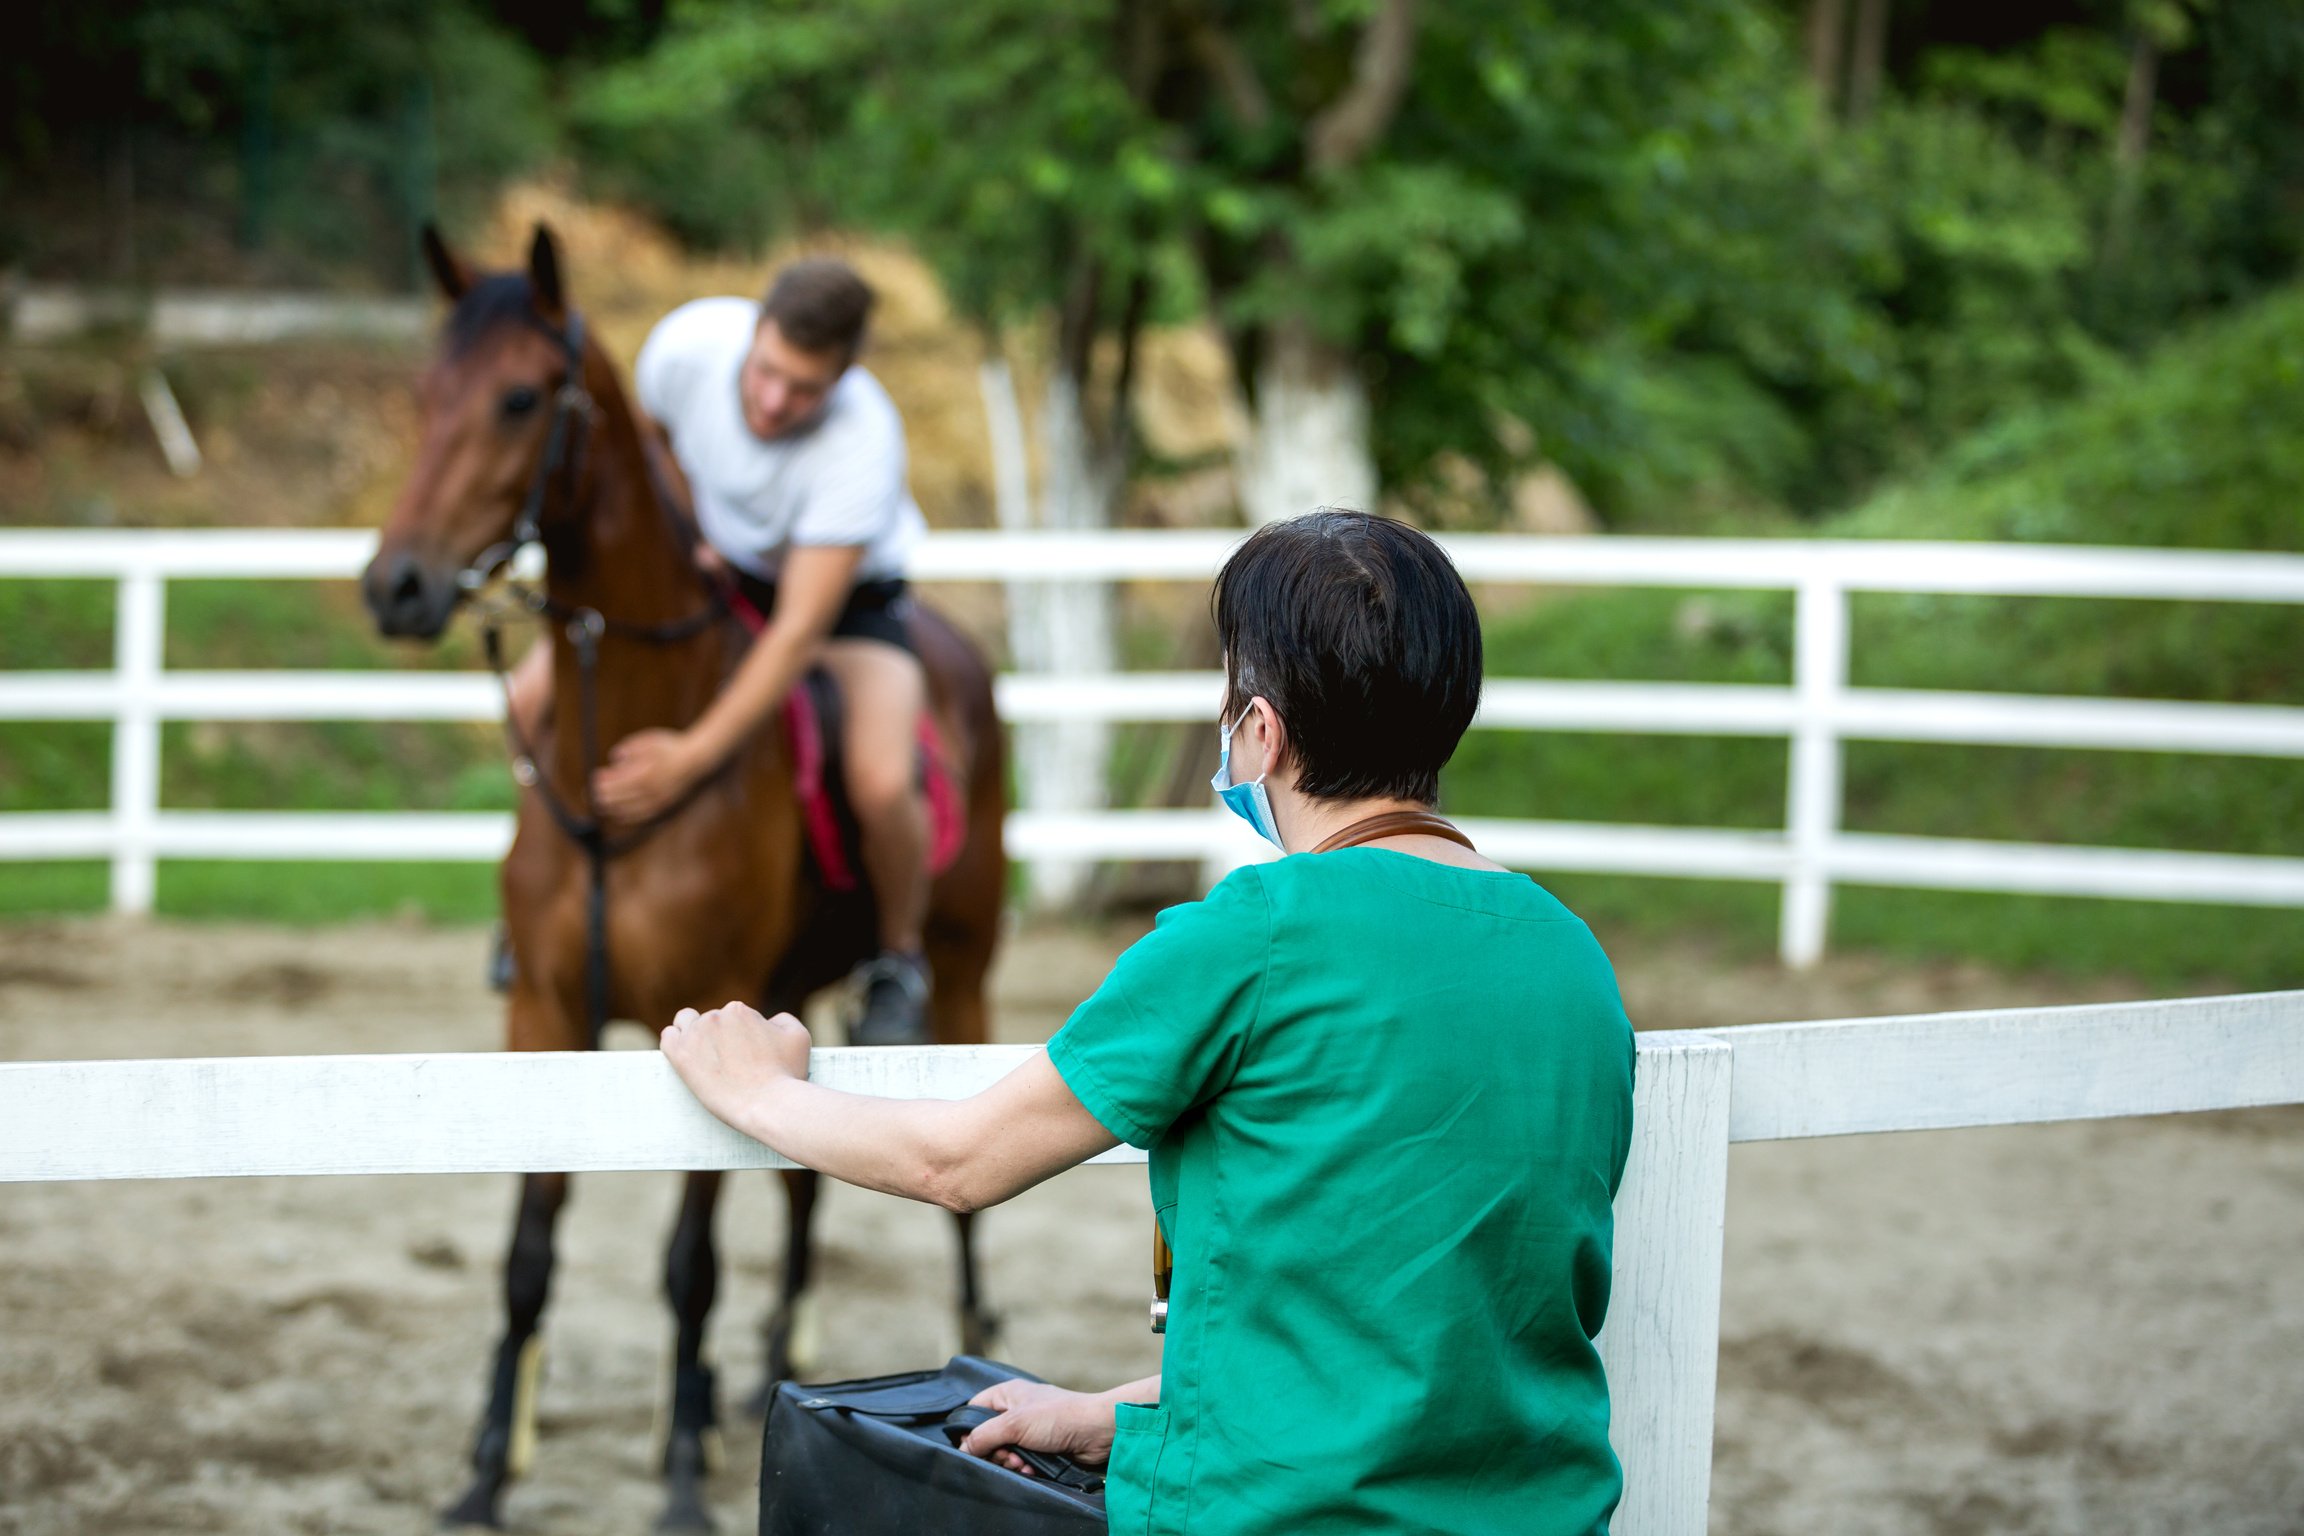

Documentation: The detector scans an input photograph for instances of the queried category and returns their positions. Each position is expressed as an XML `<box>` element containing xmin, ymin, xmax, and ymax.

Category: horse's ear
<box><xmin>528</xmin><ymin>223</ymin><xmax>566</xmax><ymax>319</ymax></box>
<box><xmin>420</xmin><ymin>223</ymin><xmax>472</xmax><ymax>301</ymax></box>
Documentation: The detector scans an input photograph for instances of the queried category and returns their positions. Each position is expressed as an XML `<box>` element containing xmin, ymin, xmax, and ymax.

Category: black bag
<box><xmin>759</xmin><ymin>1356</ymin><xmax>1108</xmax><ymax>1535</ymax></box>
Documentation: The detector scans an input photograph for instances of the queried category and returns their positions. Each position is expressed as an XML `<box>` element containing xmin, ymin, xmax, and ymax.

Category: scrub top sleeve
<box><xmin>1046</xmin><ymin>867</ymin><xmax>1270</xmax><ymax>1150</ymax></box>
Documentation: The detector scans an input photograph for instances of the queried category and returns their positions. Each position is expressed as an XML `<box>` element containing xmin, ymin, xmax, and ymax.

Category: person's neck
<box><xmin>1273</xmin><ymin>791</ymin><xmax>1436</xmax><ymax>856</ymax></box>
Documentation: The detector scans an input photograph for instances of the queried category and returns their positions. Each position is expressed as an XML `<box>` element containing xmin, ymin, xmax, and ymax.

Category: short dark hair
<box><xmin>1213</xmin><ymin>510</ymin><xmax>1483</xmax><ymax>805</ymax></box>
<box><xmin>760</xmin><ymin>258</ymin><xmax>874</xmax><ymax>360</ymax></box>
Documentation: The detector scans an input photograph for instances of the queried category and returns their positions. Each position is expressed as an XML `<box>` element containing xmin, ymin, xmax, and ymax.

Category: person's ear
<box><xmin>1252</xmin><ymin>698</ymin><xmax>1291</xmax><ymax>782</ymax></box>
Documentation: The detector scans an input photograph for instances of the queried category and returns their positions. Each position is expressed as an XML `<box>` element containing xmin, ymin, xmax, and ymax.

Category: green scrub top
<box><xmin>1046</xmin><ymin>849</ymin><xmax>1635</xmax><ymax>1536</ymax></box>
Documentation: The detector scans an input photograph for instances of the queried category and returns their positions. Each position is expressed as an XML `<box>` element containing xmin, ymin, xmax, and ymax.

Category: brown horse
<box><xmin>362</xmin><ymin>225</ymin><xmax>1007</xmax><ymax>1532</ymax></box>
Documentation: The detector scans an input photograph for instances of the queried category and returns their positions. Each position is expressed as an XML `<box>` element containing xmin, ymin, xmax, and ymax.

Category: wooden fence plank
<box><xmin>0</xmin><ymin>1045</ymin><xmax>1142</xmax><ymax>1183</ymax></box>
<box><xmin>1726</xmin><ymin>991</ymin><xmax>2304</xmax><ymax>1142</ymax></box>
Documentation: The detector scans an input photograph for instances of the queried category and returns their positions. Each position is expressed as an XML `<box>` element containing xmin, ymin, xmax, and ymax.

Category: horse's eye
<box><xmin>500</xmin><ymin>385</ymin><xmax>542</xmax><ymax>421</ymax></box>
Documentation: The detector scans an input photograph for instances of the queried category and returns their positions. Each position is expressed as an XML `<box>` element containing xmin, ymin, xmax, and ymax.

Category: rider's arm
<box><xmin>660</xmin><ymin>1002</ymin><xmax>1120</xmax><ymax>1213</ymax></box>
<box><xmin>682</xmin><ymin>541</ymin><xmax>862</xmax><ymax>772</ymax></box>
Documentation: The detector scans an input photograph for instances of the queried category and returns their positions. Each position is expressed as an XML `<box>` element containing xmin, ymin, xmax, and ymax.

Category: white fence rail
<box><xmin>4</xmin><ymin>991</ymin><xmax>2300</xmax><ymax>1533</ymax></box>
<box><xmin>6</xmin><ymin>529</ymin><xmax>2304</xmax><ymax>965</ymax></box>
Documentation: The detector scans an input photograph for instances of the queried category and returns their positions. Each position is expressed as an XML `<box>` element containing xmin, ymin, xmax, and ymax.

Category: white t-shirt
<box><xmin>634</xmin><ymin>296</ymin><xmax>925</xmax><ymax>582</ymax></box>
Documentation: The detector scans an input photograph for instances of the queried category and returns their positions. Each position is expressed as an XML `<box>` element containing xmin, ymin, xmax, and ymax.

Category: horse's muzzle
<box><xmin>362</xmin><ymin>549</ymin><xmax>460</xmax><ymax>639</ymax></box>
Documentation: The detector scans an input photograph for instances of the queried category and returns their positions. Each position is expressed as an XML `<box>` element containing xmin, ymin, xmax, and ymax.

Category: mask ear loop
<box><xmin>1220</xmin><ymin>700</ymin><xmax>1269</xmax><ymax>785</ymax></box>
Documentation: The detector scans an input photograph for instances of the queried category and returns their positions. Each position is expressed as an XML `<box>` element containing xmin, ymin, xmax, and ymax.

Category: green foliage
<box><xmin>0</xmin><ymin>0</ymin><xmax>556</xmax><ymax>282</ymax></box>
<box><xmin>568</xmin><ymin>6</ymin><xmax>864</xmax><ymax>250</ymax></box>
<box><xmin>1446</xmin><ymin>285</ymin><xmax>2304</xmax><ymax>989</ymax></box>
<box><xmin>1840</xmin><ymin>285</ymin><xmax>2304</xmax><ymax>550</ymax></box>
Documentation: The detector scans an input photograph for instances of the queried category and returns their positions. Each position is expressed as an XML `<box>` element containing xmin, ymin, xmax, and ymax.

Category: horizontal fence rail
<box><xmin>6</xmin><ymin>529</ymin><xmax>2304</xmax><ymax>964</ymax></box>
<box><xmin>4</xmin><ymin>992</ymin><xmax>2300</xmax><ymax>1534</ymax></box>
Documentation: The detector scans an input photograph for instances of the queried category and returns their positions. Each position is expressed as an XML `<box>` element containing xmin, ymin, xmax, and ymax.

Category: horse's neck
<box><xmin>541</xmin><ymin>365</ymin><xmax>731</xmax><ymax>760</ymax></box>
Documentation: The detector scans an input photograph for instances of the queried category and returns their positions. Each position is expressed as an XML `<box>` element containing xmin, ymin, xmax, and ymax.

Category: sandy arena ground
<box><xmin>1</xmin><ymin>916</ymin><xmax>2300</xmax><ymax>1535</ymax></box>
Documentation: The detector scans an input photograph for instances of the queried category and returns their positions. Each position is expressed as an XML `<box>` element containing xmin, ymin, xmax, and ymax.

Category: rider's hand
<box><xmin>958</xmin><ymin>1381</ymin><xmax>1118</xmax><ymax>1475</ymax></box>
<box><xmin>661</xmin><ymin>1001</ymin><xmax>812</xmax><ymax>1132</ymax></box>
<box><xmin>593</xmin><ymin>728</ymin><xmax>705</xmax><ymax>825</ymax></box>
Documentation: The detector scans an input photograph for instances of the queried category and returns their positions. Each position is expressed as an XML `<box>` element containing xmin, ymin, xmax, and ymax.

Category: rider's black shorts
<box><xmin>733</xmin><ymin>571</ymin><xmax>917</xmax><ymax>657</ymax></box>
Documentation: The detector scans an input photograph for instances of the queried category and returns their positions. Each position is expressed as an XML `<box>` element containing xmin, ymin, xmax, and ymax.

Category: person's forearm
<box><xmin>738</xmin><ymin>1075</ymin><xmax>1001</xmax><ymax>1212</ymax></box>
<box><xmin>1101</xmin><ymin>1375</ymin><xmax>1159</xmax><ymax>1407</ymax></box>
<box><xmin>687</xmin><ymin>617</ymin><xmax>818</xmax><ymax>768</ymax></box>
<box><xmin>733</xmin><ymin>1066</ymin><xmax>1109</xmax><ymax>1215</ymax></box>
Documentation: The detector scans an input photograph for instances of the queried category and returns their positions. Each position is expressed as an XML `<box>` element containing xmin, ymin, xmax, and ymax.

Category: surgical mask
<box><xmin>1211</xmin><ymin>703</ymin><xmax>1284</xmax><ymax>849</ymax></box>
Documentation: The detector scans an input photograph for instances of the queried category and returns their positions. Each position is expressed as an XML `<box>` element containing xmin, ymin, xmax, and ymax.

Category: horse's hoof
<box><xmin>438</xmin><ymin>1477</ymin><xmax>506</xmax><ymax>1530</ymax></box>
<box><xmin>656</xmin><ymin>1476</ymin><xmax>716</xmax><ymax>1534</ymax></box>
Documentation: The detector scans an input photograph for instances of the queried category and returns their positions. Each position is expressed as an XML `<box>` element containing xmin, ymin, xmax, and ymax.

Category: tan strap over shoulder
<box><xmin>1310</xmin><ymin>809</ymin><xmax>1476</xmax><ymax>855</ymax></box>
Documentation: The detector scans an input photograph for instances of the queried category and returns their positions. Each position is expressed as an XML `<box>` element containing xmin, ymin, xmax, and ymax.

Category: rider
<box><xmin>507</xmin><ymin>258</ymin><xmax>936</xmax><ymax>1046</ymax></box>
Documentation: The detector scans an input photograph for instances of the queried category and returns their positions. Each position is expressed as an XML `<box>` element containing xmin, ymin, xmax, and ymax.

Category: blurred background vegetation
<box><xmin>2</xmin><ymin>0</ymin><xmax>2300</xmax><ymax>987</ymax></box>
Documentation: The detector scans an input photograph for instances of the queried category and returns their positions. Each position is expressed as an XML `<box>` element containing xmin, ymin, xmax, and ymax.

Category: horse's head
<box><xmin>363</xmin><ymin>223</ymin><xmax>588</xmax><ymax>639</ymax></box>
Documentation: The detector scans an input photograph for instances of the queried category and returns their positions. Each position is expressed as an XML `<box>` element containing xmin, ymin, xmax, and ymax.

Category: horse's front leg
<box><xmin>748</xmin><ymin>1167</ymin><xmax>822</xmax><ymax>1417</ymax></box>
<box><xmin>659</xmin><ymin>1168</ymin><xmax>725</xmax><ymax>1533</ymax></box>
<box><xmin>443</xmin><ymin>1169</ymin><xmax>570</xmax><ymax>1529</ymax></box>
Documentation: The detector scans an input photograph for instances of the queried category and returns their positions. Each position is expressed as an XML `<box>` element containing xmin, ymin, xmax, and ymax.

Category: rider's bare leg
<box><xmin>819</xmin><ymin>638</ymin><xmax>929</xmax><ymax>956</ymax></box>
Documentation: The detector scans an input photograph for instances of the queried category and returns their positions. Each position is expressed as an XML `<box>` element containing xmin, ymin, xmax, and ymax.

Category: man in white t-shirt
<box><xmin>507</xmin><ymin>259</ymin><xmax>936</xmax><ymax>1044</ymax></box>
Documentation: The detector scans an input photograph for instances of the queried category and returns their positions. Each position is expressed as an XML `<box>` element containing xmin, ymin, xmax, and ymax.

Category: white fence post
<box><xmin>108</xmin><ymin>566</ymin><xmax>166</xmax><ymax>914</ymax></box>
<box><xmin>1601</xmin><ymin>1031</ymin><xmax>1733</xmax><ymax>1536</ymax></box>
<box><xmin>1780</xmin><ymin>577</ymin><xmax>1848</xmax><ymax>968</ymax></box>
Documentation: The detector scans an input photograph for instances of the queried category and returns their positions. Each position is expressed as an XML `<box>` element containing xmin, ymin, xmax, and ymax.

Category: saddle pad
<box><xmin>760</xmin><ymin>1356</ymin><xmax>1106</xmax><ymax>1536</ymax></box>
<box><xmin>781</xmin><ymin>675</ymin><xmax>967</xmax><ymax>893</ymax></box>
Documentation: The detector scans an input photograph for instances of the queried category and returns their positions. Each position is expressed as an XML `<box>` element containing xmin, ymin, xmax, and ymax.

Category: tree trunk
<box><xmin>1846</xmin><ymin>0</ymin><xmax>1889</xmax><ymax>123</ymax></box>
<box><xmin>1804</xmin><ymin>0</ymin><xmax>1847</xmax><ymax>113</ymax></box>
<box><xmin>2106</xmin><ymin>32</ymin><xmax>2158</xmax><ymax>258</ymax></box>
<box><xmin>977</xmin><ymin>355</ymin><xmax>1119</xmax><ymax>909</ymax></box>
<box><xmin>1234</xmin><ymin>322</ymin><xmax>1377</xmax><ymax>527</ymax></box>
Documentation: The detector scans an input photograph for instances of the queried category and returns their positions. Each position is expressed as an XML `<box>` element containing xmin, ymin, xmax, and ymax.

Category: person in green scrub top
<box><xmin>662</xmin><ymin>509</ymin><xmax>1637</xmax><ymax>1535</ymax></box>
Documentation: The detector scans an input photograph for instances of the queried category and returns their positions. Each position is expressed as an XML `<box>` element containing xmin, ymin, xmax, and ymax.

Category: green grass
<box><xmin>0</xmin><ymin>862</ymin><xmax>109</xmax><ymax>918</ymax></box>
<box><xmin>0</xmin><ymin>860</ymin><xmax>499</xmax><ymax>924</ymax></box>
<box><xmin>1517</xmin><ymin>869</ymin><xmax>2304</xmax><ymax>992</ymax></box>
<box><xmin>155</xmin><ymin>861</ymin><xmax>500</xmax><ymax>924</ymax></box>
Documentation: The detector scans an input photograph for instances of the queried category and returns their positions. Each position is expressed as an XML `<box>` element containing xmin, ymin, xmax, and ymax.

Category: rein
<box><xmin>460</xmin><ymin>305</ymin><xmax>727</xmax><ymax>1050</ymax></box>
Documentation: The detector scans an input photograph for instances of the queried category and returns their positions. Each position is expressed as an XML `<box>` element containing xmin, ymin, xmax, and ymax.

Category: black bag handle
<box><xmin>941</xmin><ymin>1406</ymin><xmax>1106</xmax><ymax>1493</ymax></box>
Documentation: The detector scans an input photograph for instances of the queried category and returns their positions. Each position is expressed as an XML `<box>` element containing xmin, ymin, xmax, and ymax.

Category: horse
<box><xmin>361</xmin><ymin>224</ymin><xmax>1007</xmax><ymax>1532</ymax></box>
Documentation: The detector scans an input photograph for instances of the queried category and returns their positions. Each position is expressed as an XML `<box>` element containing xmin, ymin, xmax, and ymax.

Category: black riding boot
<box><xmin>850</xmin><ymin>951</ymin><xmax>930</xmax><ymax>1047</ymax></box>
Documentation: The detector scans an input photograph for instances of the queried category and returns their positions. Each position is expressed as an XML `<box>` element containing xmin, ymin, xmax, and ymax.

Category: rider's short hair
<box><xmin>1213</xmin><ymin>510</ymin><xmax>1483</xmax><ymax>806</ymax></box>
<box><xmin>760</xmin><ymin>259</ymin><xmax>874</xmax><ymax>363</ymax></box>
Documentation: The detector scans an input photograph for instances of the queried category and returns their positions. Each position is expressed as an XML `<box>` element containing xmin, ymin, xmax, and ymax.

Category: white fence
<box><xmin>4</xmin><ymin>990</ymin><xmax>2301</xmax><ymax>1533</ymax></box>
<box><xmin>5</xmin><ymin>528</ymin><xmax>2304</xmax><ymax>965</ymax></box>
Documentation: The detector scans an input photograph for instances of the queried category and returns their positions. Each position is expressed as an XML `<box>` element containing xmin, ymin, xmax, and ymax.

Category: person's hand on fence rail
<box><xmin>662</xmin><ymin>1000</ymin><xmax>811</xmax><ymax>1128</ymax></box>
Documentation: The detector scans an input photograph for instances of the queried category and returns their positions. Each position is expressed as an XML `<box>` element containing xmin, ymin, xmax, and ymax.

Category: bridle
<box><xmin>455</xmin><ymin>303</ymin><xmax>728</xmax><ymax>1049</ymax></box>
